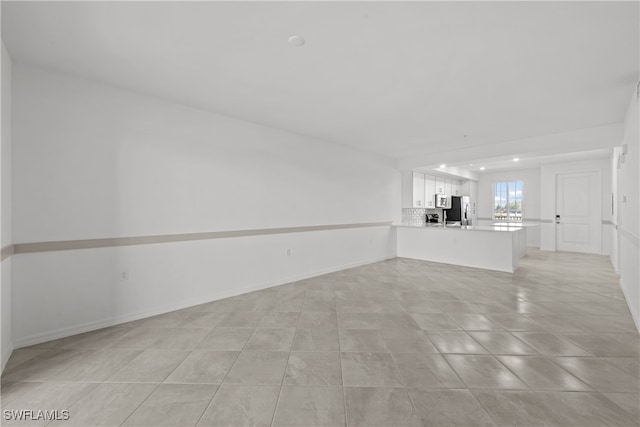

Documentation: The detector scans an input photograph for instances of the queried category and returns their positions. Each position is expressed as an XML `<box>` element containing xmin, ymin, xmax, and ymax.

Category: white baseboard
<box><xmin>13</xmin><ymin>254</ymin><xmax>395</xmax><ymax>349</ymax></box>
<box><xmin>619</xmin><ymin>276</ymin><xmax>640</xmax><ymax>334</ymax></box>
<box><xmin>1</xmin><ymin>341</ymin><xmax>14</xmax><ymax>374</ymax></box>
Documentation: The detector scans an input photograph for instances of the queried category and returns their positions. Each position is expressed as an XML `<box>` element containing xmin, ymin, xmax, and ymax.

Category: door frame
<box><xmin>553</xmin><ymin>169</ymin><xmax>602</xmax><ymax>254</ymax></box>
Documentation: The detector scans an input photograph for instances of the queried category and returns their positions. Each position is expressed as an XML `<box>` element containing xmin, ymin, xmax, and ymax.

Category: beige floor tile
<box><xmin>409</xmin><ymin>389</ymin><xmax>496</xmax><ymax>426</ymax></box>
<box><xmin>552</xmin><ymin>357</ymin><xmax>640</xmax><ymax>392</ymax></box>
<box><xmin>472</xmin><ymin>390</ymin><xmax>571</xmax><ymax>426</ymax></box>
<box><xmin>196</xmin><ymin>327</ymin><xmax>253</xmax><ymax>350</ymax></box>
<box><xmin>450</xmin><ymin>314</ymin><xmax>504</xmax><ymax>331</ymax></box>
<box><xmin>338</xmin><ymin>313</ymin><xmax>382</xmax><ymax>329</ymax></box>
<box><xmin>46</xmin><ymin>327</ymin><xmax>133</xmax><ymax>349</ymax></box>
<box><xmin>425</xmin><ymin>331</ymin><xmax>489</xmax><ymax>354</ymax></box>
<box><xmin>497</xmin><ymin>355</ymin><xmax>592</xmax><ymax>391</ymax></box>
<box><xmin>272</xmin><ymin>386</ymin><xmax>345</xmax><ymax>427</ymax></box>
<box><xmin>468</xmin><ymin>332</ymin><xmax>538</xmax><ymax>355</ymax></box>
<box><xmin>1</xmin><ymin>349</ymin><xmax>93</xmax><ymax>382</ymax></box>
<box><xmin>546</xmin><ymin>391</ymin><xmax>638</xmax><ymax>426</ymax></box>
<box><xmin>107</xmin><ymin>349</ymin><xmax>190</xmax><ymax>382</ymax></box>
<box><xmin>512</xmin><ymin>332</ymin><xmax>593</xmax><ymax>356</ymax></box>
<box><xmin>217</xmin><ymin>312</ymin><xmax>265</xmax><ymax>328</ymax></box>
<box><xmin>45</xmin><ymin>349</ymin><xmax>142</xmax><ymax>382</ymax></box>
<box><xmin>244</xmin><ymin>328</ymin><xmax>295</xmax><ymax>351</ymax></box>
<box><xmin>297</xmin><ymin>312</ymin><xmax>337</xmax><ymax>329</ymax></box>
<box><xmin>291</xmin><ymin>328</ymin><xmax>339</xmax><ymax>351</ymax></box>
<box><xmin>284</xmin><ymin>352</ymin><xmax>342</xmax><ymax>385</ymax></box>
<box><xmin>224</xmin><ymin>351</ymin><xmax>289</xmax><ymax>385</ymax></box>
<box><xmin>4</xmin><ymin>249</ymin><xmax>636</xmax><ymax>427</ymax></box>
<box><xmin>110</xmin><ymin>328</ymin><xmax>210</xmax><ymax>350</ymax></box>
<box><xmin>379</xmin><ymin>313</ymin><xmax>420</xmax><ymax>329</ymax></box>
<box><xmin>409</xmin><ymin>313</ymin><xmax>462</xmax><ymax>330</ymax></box>
<box><xmin>380</xmin><ymin>329</ymin><xmax>439</xmax><ymax>353</ymax></box>
<box><xmin>486</xmin><ymin>314</ymin><xmax>546</xmax><ymax>331</ymax></box>
<box><xmin>165</xmin><ymin>351</ymin><xmax>238</xmax><ymax>384</ymax></box>
<box><xmin>339</xmin><ymin>329</ymin><xmax>388</xmax><ymax>352</ymax></box>
<box><xmin>197</xmin><ymin>385</ymin><xmax>280</xmax><ymax>427</ymax></box>
<box><xmin>1</xmin><ymin>349</ymin><xmax>50</xmax><ymax>374</ymax></box>
<box><xmin>603</xmin><ymin>393</ymin><xmax>640</xmax><ymax>420</ymax></box>
<box><xmin>1</xmin><ymin>382</ymin><xmax>98</xmax><ymax>426</ymax></box>
<box><xmin>344</xmin><ymin>387</ymin><xmax>419</xmax><ymax>427</ymax></box>
<box><xmin>302</xmin><ymin>299</ymin><xmax>337</xmax><ymax>313</ymax></box>
<box><xmin>48</xmin><ymin>383</ymin><xmax>157</xmax><ymax>426</ymax></box>
<box><xmin>341</xmin><ymin>352</ymin><xmax>404</xmax><ymax>387</ymax></box>
<box><xmin>444</xmin><ymin>354</ymin><xmax>528</xmax><ymax>389</ymax></box>
<box><xmin>392</xmin><ymin>353</ymin><xmax>465</xmax><ymax>388</ymax></box>
<box><xmin>257</xmin><ymin>312</ymin><xmax>299</xmax><ymax>328</ymax></box>
<box><xmin>178</xmin><ymin>312</ymin><xmax>228</xmax><ymax>329</ymax></box>
<box><xmin>123</xmin><ymin>384</ymin><xmax>217</xmax><ymax>426</ymax></box>
<box><xmin>602</xmin><ymin>356</ymin><xmax>639</xmax><ymax>376</ymax></box>
<box><xmin>559</xmin><ymin>332</ymin><xmax>640</xmax><ymax>357</ymax></box>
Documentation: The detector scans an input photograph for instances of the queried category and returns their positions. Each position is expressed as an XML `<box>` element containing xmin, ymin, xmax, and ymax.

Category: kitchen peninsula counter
<box><xmin>394</xmin><ymin>223</ymin><xmax>527</xmax><ymax>273</ymax></box>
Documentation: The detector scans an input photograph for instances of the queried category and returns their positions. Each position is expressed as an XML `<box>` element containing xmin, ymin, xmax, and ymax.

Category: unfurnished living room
<box><xmin>0</xmin><ymin>1</ymin><xmax>639</xmax><ymax>426</ymax></box>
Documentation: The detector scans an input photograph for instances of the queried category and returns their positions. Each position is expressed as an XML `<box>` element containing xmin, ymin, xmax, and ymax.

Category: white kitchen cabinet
<box><xmin>452</xmin><ymin>181</ymin><xmax>461</xmax><ymax>196</ymax></box>
<box><xmin>435</xmin><ymin>176</ymin><xmax>445</xmax><ymax>194</ymax></box>
<box><xmin>444</xmin><ymin>179</ymin><xmax>452</xmax><ymax>196</ymax></box>
<box><xmin>461</xmin><ymin>180</ymin><xmax>471</xmax><ymax>196</ymax></box>
<box><xmin>412</xmin><ymin>172</ymin><xmax>425</xmax><ymax>207</ymax></box>
<box><xmin>424</xmin><ymin>174</ymin><xmax>436</xmax><ymax>208</ymax></box>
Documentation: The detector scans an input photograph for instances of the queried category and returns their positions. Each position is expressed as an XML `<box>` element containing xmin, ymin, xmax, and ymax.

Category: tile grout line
<box><xmin>117</xmin><ymin>320</ymin><xmax>217</xmax><ymax>427</ymax></box>
<box><xmin>193</xmin><ymin>311</ymin><xmax>264</xmax><ymax>427</ymax></box>
<box><xmin>268</xmin><ymin>288</ymin><xmax>308</xmax><ymax>427</ymax></box>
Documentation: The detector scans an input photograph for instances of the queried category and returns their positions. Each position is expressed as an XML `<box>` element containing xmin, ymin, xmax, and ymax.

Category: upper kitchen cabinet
<box><xmin>452</xmin><ymin>181</ymin><xmax>461</xmax><ymax>196</ymax></box>
<box><xmin>402</xmin><ymin>171</ymin><xmax>427</xmax><ymax>208</ymax></box>
<box><xmin>435</xmin><ymin>176</ymin><xmax>445</xmax><ymax>194</ymax></box>
<box><xmin>412</xmin><ymin>172</ymin><xmax>426</xmax><ymax>207</ymax></box>
<box><xmin>424</xmin><ymin>175</ymin><xmax>436</xmax><ymax>208</ymax></box>
<box><xmin>402</xmin><ymin>172</ymin><xmax>467</xmax><ymax>208</ymax></box>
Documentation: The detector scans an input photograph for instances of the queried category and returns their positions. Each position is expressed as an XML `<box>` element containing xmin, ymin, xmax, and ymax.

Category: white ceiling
<box><xmin>416</xmin><ymin>148</ymin><xmax>613</xmax><ymax>177</ymax></box>
<box><xmin>2</xmin><ymin>1</ymin><xmax>638</xmax><ymax>167</ymax></box>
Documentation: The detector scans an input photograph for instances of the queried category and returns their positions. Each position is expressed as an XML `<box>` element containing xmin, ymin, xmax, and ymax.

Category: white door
<box><xmin>556</xmin><ymin>171</ymin><xmax>601</xmax><ymax>254</ymax></box>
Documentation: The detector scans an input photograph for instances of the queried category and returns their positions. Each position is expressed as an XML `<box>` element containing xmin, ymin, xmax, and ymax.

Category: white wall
<box><xmin>11</xmin><ymin>63</ymin><xmax>400</xmax><ymax>346</ymax></box>
<box><xmin>616</xmin><ymin>91</ymin><xmax>639</xmax><ymax>331</ymax></box>
<box><xmin>1</xmin><ymin>41</ymin><xmax>13</xmax><ymax>371</ymax></box>
<box><xmin>477</xmin><ymin>168</ymin><xmax>541</xmax><ymax>247</ymax></box>
<box><xmin>539</xmin><ymin>158</ymin><xmax>612</xmax><ymax>254</ymax></box>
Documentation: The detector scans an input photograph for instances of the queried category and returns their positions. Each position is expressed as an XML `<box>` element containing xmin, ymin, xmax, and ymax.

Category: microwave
<box><xmin>435</xmin><ymin>195</ymin><xmax>449</xmax><ymax>208</ymax></box>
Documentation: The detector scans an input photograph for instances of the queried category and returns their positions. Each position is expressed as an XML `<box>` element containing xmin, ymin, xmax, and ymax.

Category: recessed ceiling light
<box><xmin>288</xmin><ymin>35</ymin><xmax>305</xmax><ymax>47</ymax></box>
<box><xmin>439</xmin><ymin>164</ymin><xmax>446</xmax><ymax>168</ymax></box>
<box><xmin>469</xmin><ymin>163</ymin><xmax>473</xmax><ymax>166</ymax></box>
<box><xmin>480</xmin><ymin>167</ymin><xmax>486</xmax><ymax>170</ymax></box>
<box><xmin>513</xmin><ymin>158</ymin><xmax>520</xmax><ymax>162</ymax></box>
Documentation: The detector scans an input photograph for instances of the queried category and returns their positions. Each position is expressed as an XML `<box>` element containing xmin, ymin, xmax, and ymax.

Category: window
<box><xmin>493</xmin><ymin>180</ymin><xmax>522</xmax><ymax>221</ymax></box>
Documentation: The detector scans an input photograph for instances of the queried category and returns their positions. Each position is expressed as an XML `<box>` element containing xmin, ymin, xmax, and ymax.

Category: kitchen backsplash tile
<box><xmin>402</xmin><ymin>208</ymin><xmax>427</xmax><ymax>226</ymax></box>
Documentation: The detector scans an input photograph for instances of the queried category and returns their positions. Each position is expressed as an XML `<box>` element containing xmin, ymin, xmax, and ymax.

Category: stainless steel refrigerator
<box><xmin>446</xmin><ymin>196</ymin><xmax>472</xmax><ymax>225</ymax></box>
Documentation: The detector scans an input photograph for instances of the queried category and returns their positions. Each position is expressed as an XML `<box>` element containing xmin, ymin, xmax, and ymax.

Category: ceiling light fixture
<box><xmin>513</xmin><ymin>158</ymin><xmax>520</xmax><ymax>162</ymax></box>
<box><xmin>480</xmin><ymin>167</ymin><xmax>486</xmax><ymax>170</ymax></box>
<box><xmin>439</xmin><ymin>164</ymin><xmax>446</xmax><ymax>168</ymax></box>
<box><xmin>288</xmin><ymin>35</ymin><xmax>305</xmax><ymax>47</ymax></box>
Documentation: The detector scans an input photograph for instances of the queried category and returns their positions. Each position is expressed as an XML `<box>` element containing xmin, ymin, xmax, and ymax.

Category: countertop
<box><xmin>394</xmin><ymin>224</ymin><xmax>526</xmax><ymax>232</ymax></box>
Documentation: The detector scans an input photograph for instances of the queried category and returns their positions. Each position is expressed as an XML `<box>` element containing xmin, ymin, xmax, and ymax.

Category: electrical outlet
<box><xmin>120</xmin><ymin>271</ymin><xmax>129</xmax><ymax>281</ymax></box>
<box><xmin>286</xmin><ymin>249</ymin><xmax>291</xmax><ymax>256</ymax></box>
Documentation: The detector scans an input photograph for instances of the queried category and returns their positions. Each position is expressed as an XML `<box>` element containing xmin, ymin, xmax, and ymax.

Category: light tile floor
<box><xmin>1</xmin><ymin>249</ymin><xmax>638</xmax><ymax>426</ymax></box>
